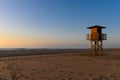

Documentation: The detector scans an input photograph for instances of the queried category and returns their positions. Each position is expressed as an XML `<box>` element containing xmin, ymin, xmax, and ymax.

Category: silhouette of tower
<box><xmin>86</xmin><ymin>25</ymin><xmax>107</xmax><ymax>56</ymax></box>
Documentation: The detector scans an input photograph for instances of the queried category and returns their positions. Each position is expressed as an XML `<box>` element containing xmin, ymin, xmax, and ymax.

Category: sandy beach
<box><xmin>0</xmin><ymin>49</ymin><xmax>119</xmax><ymax>80</ymax></box>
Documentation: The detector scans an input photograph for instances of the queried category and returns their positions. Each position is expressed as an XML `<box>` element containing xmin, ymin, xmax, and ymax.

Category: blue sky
<box><xmin>0</xmin><ymin>0</ymin><xmax>120</xmax><ymax>48</ymax></box>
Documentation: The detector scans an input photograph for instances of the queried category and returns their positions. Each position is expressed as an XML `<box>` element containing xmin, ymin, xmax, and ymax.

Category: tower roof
<box><xmin>87</xmin><ymin>25</ymin><xmax>106</xmax><ymax>29</ymax></box>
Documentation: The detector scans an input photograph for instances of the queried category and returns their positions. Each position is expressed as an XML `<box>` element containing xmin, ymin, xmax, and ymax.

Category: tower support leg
<box><xmin>90</xmin><ymin>40</ymin><xmax>103</xmax><ymax>56</ymax></box>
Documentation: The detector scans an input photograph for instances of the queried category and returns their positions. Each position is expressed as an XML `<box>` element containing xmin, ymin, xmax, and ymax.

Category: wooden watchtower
<box><xmin>86</xmin><ymin>25</ymin><xmax>107</xmax><ymax>56</ymax></box>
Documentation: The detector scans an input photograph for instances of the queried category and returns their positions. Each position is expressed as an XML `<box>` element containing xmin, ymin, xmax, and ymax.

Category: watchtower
<box><xmin>86</xmin><ymin>25</ymin><xmax>107</xmax><ymax>56</ymax></box>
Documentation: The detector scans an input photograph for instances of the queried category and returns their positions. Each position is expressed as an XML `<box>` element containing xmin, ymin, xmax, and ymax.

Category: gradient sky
<box><xmin>0</xmin><ymin>0</ymin><xmax>120</xmax><ymax>48</ymax></box>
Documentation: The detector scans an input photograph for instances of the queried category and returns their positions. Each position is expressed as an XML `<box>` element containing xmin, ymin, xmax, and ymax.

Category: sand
<box><xmin>0</xmin><ymin>49</ymin><xmax>119</xmax><ymax>80</ymax></box>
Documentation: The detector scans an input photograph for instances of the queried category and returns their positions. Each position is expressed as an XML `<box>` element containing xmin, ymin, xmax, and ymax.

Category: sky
<box><xmin>0</xmin><ymin>0</ymin><xmax>120</xmax><ymax>48</ymax></box>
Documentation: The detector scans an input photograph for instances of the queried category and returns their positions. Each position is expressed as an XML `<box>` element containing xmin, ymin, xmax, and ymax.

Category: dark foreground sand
<box><xmin>0</xmin><ymin>49</ymin><xmax>119</xmax><ymax>80</ymax></box>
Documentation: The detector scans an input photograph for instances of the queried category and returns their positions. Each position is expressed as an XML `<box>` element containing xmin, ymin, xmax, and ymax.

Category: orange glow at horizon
<box><xmin>0</xmin><ymin>34</ymin><xmax>73</xmax><ymax>48</ymax></box>
<box><xmin>0</xmin><ymin>34</ymin><xmax>51</xmax><ymax>48</ymax></box>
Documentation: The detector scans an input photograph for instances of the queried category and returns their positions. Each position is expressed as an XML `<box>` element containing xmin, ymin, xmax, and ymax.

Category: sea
<box><xmin>0</xmin><ymin>48</ymin><xmax>34</xmax><ymax>51</ymax></box>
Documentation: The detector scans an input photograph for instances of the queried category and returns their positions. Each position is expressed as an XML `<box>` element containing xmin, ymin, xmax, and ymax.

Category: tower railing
<box><xmin>86</xmin><ymin>34</ymin><xmax>107</xmax><ymax>40</ymax></box>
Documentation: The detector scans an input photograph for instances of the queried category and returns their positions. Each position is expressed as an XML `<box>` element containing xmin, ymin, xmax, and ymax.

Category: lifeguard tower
<box><xmin>86</xmin><ymin>25</ymin><xmax>107</xmax><ymax>56</ymax></box>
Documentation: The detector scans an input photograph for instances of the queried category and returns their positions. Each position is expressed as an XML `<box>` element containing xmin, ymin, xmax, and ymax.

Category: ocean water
<box><xmin>0</xmin><ymin>48</ymin><xmax>62</xmax><ymax>51</ymax></box>
<box><xmin>0</xmin><ymin>48</ymin><xmax>83</xmax><ymax>51</ymax></box>
<box><xmin>0</xmin><ymin>48</ymin><xmax>30</xmax><ymax>51</ymax></box>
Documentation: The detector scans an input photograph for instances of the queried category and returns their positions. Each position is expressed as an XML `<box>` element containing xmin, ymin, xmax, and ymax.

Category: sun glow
<box><xmin>0</xmin><ymin>34</ymin><xmax>50</xmax><ymax>48</ymax></box>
